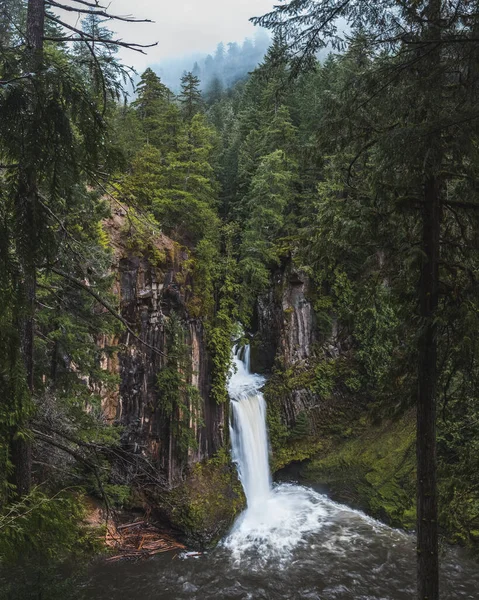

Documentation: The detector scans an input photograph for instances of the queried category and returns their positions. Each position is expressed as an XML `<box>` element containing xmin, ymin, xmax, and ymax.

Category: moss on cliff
<box><xmin>303</xmin><ymin>412</ymin><xmax>416</xmax><ymax>529</ymax></box>
<box><xmin>263</xmin><ymin>354</ymin><xmax>365</xmax><ymax>472</ymax></box>
<box><xmin>160</xmin><ymin>449</ymin><xmax>244</xmax><ymax>548</ymax></box>
<box><xmin>264</xmin><ymin>371</ymin><xmax>320</xmax><ymax>470</ymax></box>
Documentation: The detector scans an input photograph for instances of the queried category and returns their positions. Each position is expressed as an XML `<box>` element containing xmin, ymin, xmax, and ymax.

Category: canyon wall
<box><xmin>101</xmin><ymin>205</ymin><xmax>225</xmax><ymax>487</ymax></box>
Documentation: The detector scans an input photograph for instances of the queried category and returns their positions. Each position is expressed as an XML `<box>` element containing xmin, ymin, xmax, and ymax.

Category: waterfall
<box><xmin>228</xmin><ymin>346</ymin><xmax>271</xmax><ymax>508</ymax></box>
<box><xmin>224</xmin><ymin>343</ymin><xmax>330</xmax><ymax>564</ymax></box>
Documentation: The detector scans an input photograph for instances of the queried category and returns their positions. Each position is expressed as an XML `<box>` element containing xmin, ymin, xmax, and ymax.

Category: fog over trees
<box><xmin>149</xmin><ymin>30</ymin><xmax>271</xmax><ymax>93</ymax></box>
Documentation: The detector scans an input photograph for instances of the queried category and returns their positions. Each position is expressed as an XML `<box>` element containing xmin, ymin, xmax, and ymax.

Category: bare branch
<box><xmin>66</xmin><ymin>0</ymin><xmax>108</xmax><ymax>8</ymax></box>
<box><xmin>45</xmin><ymin>1</ymin><xmax>154</xmax><ymax>24</ymax></box>
<box><xmin>32</xmin><ymin>429</ymin><xmax>111</xmax><ymax>512</ymax></box>
<box><xmin>50</xmin><ymin>267</ymin><xmax>167</xmax><ymax>358</ymax></box>
<box><xmin>43</xmin><ymin>35</ymin><xmax>157</xmax><ymax>54</ymax></box>
<box><xmin>43</xmin><ymin>14</ymin><xmax>157</xmax><ymax>53</ymax></box>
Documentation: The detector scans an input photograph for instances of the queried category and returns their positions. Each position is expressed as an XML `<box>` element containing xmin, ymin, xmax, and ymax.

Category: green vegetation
<box><xmin>2</xmin><ymin>3</ymin><xmax>479</xmax><ymax>595</ymax></box>
<box><xmin>156</xmin><ymin>313</ymin><xmax>204</xmax><ymax>455</ymax></box>
<box><xmin>158</xmin><ymin>449</ymin><xmax>244</xmax><ymax>548</ymax></box>
<box><xmin>305</xmin><ymin>414</ymin><xmax>417</xmax><ymax>529</ymax></box>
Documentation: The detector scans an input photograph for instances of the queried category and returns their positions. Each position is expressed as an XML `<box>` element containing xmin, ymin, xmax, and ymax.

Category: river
<box><xmin>79</xmin><ymin>346</ymin><xmax>479</xmax><ymax>600</ymax></box>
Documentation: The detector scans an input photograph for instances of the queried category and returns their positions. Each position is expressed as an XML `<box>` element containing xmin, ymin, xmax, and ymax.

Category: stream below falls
<box><xmin>79</xmin><ymin>346</ymin><xmax>479</xmax><ymax>600</ymax></box>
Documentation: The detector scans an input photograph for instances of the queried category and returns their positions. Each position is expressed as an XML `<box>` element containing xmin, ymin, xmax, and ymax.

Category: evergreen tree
<box><xmin>0</xmin><ymin>0</ymin><xmax>153</xmax><ymax>585</ymax></box>
<box><xmin>240</xmin><ymin>150</ymin><xmax>296</xmax><ymax>301</ymax></box>
<box><xmin>121</xmin><ymin>110</ymin><xmax>219</xmax><ymax>246</ymax></box>
<box><xmin>192</xmin><ymin>60</ymin><xmax>202</xmax><ymax>79</ymax></box>
<box><xmin>132</xmin><ymin>68</ymin><xmax>174</xmax><ymax>145</ymax></box>
<box><xmin>205</xmin><ymin>76</ymin><xmax>224</xmax><ymax>105</ymax></box>
<box><xmin>178</xmin><ymin>71</ymin><xmax>203</xmax><ymax>120</ymax></box>
<box><xmin>134</xmin><ymin>68</ymin><xmax>172</xmax><ymax>117</ymax></box>
<box><xmin>73</xmin><ymin>14</ymin><xmax>126</xmax><ymax>104</ymax></box>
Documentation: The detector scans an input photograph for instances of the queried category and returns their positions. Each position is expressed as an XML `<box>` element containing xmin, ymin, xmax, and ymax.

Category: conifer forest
<box><xmin>1</xmin><ymin>1</ymin><xmax>479</xmax><ymax>599</ymax></box>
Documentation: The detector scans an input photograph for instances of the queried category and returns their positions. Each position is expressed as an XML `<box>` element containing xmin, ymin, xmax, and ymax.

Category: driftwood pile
<box><xmin>105</xmin><ymin>520</ymin><xmax>185</xmax><ymax>562</ymax></box>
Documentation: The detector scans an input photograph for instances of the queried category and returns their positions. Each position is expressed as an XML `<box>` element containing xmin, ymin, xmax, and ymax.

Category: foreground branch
<box><xmin>44</xmin><ymin>14</ymin><xmax>157</xmax><ymax>53</ymax></box>
<box><xmin>50</xmin><ymin>267</ymin><xmax>167</xmax><ymax>358</ymax></box>
<box><xmin>45</xmin><ymin>1</ymin><xmax>154</xmax><ymax>24</ymax></box>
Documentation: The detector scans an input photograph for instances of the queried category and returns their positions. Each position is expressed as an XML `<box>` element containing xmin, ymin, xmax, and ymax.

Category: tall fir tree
<box><xmin>179</xmin><ymin>71</ymin><xmax>203</xmax><ymax>120</ymax></box>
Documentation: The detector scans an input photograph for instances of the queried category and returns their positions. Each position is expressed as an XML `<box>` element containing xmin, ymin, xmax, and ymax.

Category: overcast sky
<box><xmin>61</xmin><ymin>0</ymin><xmax>276</xmax><ymax>71</ymax></box>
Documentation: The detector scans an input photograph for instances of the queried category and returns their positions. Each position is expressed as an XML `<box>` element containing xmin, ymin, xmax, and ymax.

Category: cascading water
<box><xmin>224</xmin><ymin>345</ymin><xmax>331</xmax><ymax>563</ymax></box>
<box><xmin>228</xmin><ymin>345</ymin><xmax>271</xmax><ymax>508</ymax></box>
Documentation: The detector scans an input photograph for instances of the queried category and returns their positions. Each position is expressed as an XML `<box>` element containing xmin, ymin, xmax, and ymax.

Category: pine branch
<box><xmin>50</xmin><ymin>267</ymin><xmax>167</xmax><ymax>358</ymax></box>
<box><xmin>0</xmin><ymin>73</ymin><xmax>33</xmax><ymax>85</ymax></box>
<box><xmin>83</xmin><ymin>39</ymin><xmax>108</xmax><ymax>114</ymax></box>
<box><xmin>37</xmin><ymin>194</ymin><xmax>87</xmax><ymax>267</ymax></box>
<box><xmin>45</xmin><ymin>1</ymin><xmax>154</xmax><ymax>24</ymax></box>
<box><xmin>0</xmin><ymin>486</ymin><xmax>81</xmax><ymax>530</ymax></box>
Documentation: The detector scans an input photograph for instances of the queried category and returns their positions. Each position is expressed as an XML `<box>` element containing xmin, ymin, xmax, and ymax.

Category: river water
<box><xmin>79</xmin><ymin>347</ymin><xmax>479</xmax><ymax>600</ymax></box>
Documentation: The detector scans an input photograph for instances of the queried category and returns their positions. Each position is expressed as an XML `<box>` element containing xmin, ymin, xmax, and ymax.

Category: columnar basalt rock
<box><xmin>101</xmin><ymin>206</ymin><xmax>225</xmax><ymax>487</ymax></box>
<box><xmin>253</xmin><ymin>266</ymin><xmax>317</xmax><ymax>371</ymax></box>
<box><xmin>252</xmin><ymin>264</ymin><xmax>319</xmax><ymax>429</ymax></box>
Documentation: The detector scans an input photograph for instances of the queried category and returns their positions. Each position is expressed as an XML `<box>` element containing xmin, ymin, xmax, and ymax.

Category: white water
<box><xmin>228</xmin><ymin>345</ymin><xmax>271</xmax><ymax>507</ymax></box>
<box><xmin>224</xmin><ymin>345</ymin><xmax>344</xmax><ymax>564</ymax></box>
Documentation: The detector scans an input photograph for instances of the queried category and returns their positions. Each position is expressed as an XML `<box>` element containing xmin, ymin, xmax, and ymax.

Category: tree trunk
<box><xmin>416</xmin><ymin>3</ymin><xmax>442</xmax><ymax>596</ymax></box>
<box><xmin>9</xmin><ymin>0</ymin><xmax>45</xmax><ymax>498</ymax></box>
<box><xmin>417</xmin><ymin>174</ymin><xmax>440</xmax><ymax>600</ymax></box>
<box><xmin>11</xmin><ymin>176</ymin><xmax>37</xmax><ymax>498</ymax></box>
<box><xmin>26</xmin><ymin>0</ymin><xmax>45</xmax><ymax>60</ymax></box>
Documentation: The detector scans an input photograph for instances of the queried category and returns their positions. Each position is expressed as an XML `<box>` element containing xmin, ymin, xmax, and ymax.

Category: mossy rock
<box><xmin>271</xmin><ymin>437</ymin><xmax>325</xmax><ymax>473</ymax></box>
<box><xmin>157</xmin><ymin>449</ymin><xmax>245</xmax><ymax>548</ymax></box>
<box><xmin>303</xmin><ymin>411</ymin><xmax>416</xmax><ymax>530</ymax></box>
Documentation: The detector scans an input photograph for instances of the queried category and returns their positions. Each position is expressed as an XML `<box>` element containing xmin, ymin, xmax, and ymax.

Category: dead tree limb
<box><xmin>50</xmin><ymin>267</ymin><xmax>167</xmax><ymax>358</ymax></box>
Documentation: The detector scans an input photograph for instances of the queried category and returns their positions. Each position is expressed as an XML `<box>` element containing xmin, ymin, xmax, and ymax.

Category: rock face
<box><xmin>252</xmin><ymin>264</ymin><xmax>320</xmax><ymax>428</ymax></box>
<box><xmin>102</xmin><ymin>206</ymin><xmax>225</xmax><ymax>486</ymax></box>
<box><xmin>253</xmin><ymin>266</ymin><xmax>317</xmax><ymax>372</ymax></box>
<box><xmin>281</xmin><ymin>269</ymin><xmax>316</xmax><ymax>364</ymax></box>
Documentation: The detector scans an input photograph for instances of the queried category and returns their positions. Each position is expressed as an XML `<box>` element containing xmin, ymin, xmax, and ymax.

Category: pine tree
<box><xmin>121</xmin><ymin>110</ymin><xmax>219</xmax><ymax>246</ymax></box>
<box><xmin>73</xmin><ymin>14</ymin><xmax>124</xmax><ymax>103</ymax></box>
<box><xmin>133</xmin><ymin>68</ymin><xmax>172</xmax><ymax>120</ymax></box>
<box><xmin>205</xmin><ymin>76</ymin><xmax>224</xmax><ymax>105</ymax></box>
<box><xmin>240</xmin><ymin>150</ymin><xmax>296</xmax><ymax>297</ymax></box>
<box><xmin>178</xmin><ymin>71</ymin><xmax>203</xmax><ymax>120</ymax></box>
<box><xmin>132</xmin><ymin>68</ymin><xmax>174</xmax><ymax>145</ymax></box>
<box><xmin>192</xmin><ymin>61</ymin><xmax>202</xmax><ymax>79</ymax></box>
<box><xmin>0</xmin><ymin>0</ymin><xmax>152</xmax><ymax>502</ymax></box>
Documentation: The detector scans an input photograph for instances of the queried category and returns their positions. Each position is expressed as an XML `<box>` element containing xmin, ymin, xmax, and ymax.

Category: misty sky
<box><xmin>61</xmin><ymin>0</ymin><xmax>276</xmax><ymax>71</ymax></box>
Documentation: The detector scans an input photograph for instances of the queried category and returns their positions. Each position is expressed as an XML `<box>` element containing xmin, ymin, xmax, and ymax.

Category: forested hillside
<box><xmin>150</xmin><ymin>31</ymin><xmax>271</xmax><ymax>94</ymax></box>
<box><xmin>1</xmin><ymin>1</ymin><xmax>479</xmax><ymax>599</ymax></box>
